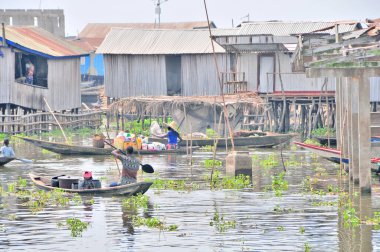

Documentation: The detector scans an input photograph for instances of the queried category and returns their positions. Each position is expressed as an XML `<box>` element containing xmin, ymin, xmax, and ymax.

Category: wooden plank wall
<box><xmin>47</xmin><ymin>58</ymin><xmax>81</xmax><ymax>111</ymax></box>
<box><xmin>0</xmin><ymin>47</ymin><xmax>14</xmax><ymax>104</ymax></box>
<box><xmin>10</xmin><ymin>82</ymin><xmax>47</xmax><ymax>110</ymax></box>
<box><xmin>104</xmin><ymin>55</ymin><xmax>167</xmax><ymax>98</ymax></box>
<box><xmin>181</xmin><ymin>54</ymin><xmax>229</xmax><ymax>96</ymax></box>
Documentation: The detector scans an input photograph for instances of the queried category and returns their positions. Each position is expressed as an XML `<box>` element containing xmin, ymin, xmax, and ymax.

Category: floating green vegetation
<box><xmin>271</xmin><ymin>172</ymin><xmax>288</xmax><ymax>197</ymax></box>
<box><xmin>122</xmin><ymin>193</ymin><xmax>149</xmax><ymax>211</ymax></box>
<box><xmin>284</xmin><ymin>159</ymin><xmax>302</xmax><ymax>167</ymax></box>
<box><xmin>339</xmin><ymin>193</ymin><xmax>360</xmax><ymax>228</ymax></box>
<box><xmin>299</xmin><ymin>226</ymin><xmax>305</xmax><ymax>234</ymax></box>
<box><xmin>132</xmin><ymin>216</ymin><xmax>178</xmax><ymax>231</ymax></box>
<box><xmin>208</xmin><ymin>171</ymin><xmax>252</xmax><ymax>190</ymax></box>
<box><xmin>276</xmin><ymin>226</ymin><xmax>285</xmax><ymax>231</ymax></box>
<box><xmin>273</xmin><ymin>205</ymin><xmax>294</xmax><ymax>214</ymax></box>
<box><xmin>146</xmin><ymin>178</ymin><xmax>199</xmax><ymax>191</ymax></box>
<box><xmin>303</xmin><ymin>138</ymin><xmax>321</xmax><ymax>146</ymax></box>
<box><xmin>312</xmin><ymin>201</ymin><xmax>337</xmax><ymax>207</ymax></box>
<box><xmin>311</xmin><ymin>127</ymin><xmax>336</xmax><ymax>137</ymax></box>
<box><xmin>203</xmin><ymin>159</ymin><xmax>223</xmax><ymax>168</ymax></box>
<box><xmin>209</xmin><ymin>210</ymin><xmax>236</xmax><ymax>233</ymax></box>
<box><xmin>304</xmin><ymin>242</ymin><xmax>311</xmax><ymax>252</ymax></box>
<box><xmin>66</xmin><ymin>217</ymin><xmax>90</xmax><ymax>237</ymax></box>
<box><xmin>364</xmin><ymin>212</ymin><xmax>380</xmax><ymax>229</ymax></box>
<box><xmin>260</xmin><ymin>154</ymin><xmax>279</xmax><ymax>168</ymax></box>
<box><xmin>199</xmin><ymin>145</ymin><xmax>214</xmax><ymax>151</ymax></box>
<box><xmin>314</xmin><ymin>167</ymin><xmax>328</xmax><ymax>177</ymax></box>
<box><xmin>4</xmin><ymin>178</ymin><xmax>81</xmax><ymax>214</ymax></box>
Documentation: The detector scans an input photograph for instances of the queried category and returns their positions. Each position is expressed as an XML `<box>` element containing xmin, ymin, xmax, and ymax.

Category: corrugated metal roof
<box><xmin>79</xmin><ymin>21</ymin><xmax>216</xmax><ymax>39</ymax></box>
<box><xmin>97</xmin><ymin>28</ymin><xmax>225</xmax><ymax>55</ymax></box>
<box><xmin>238</xmin><ymin>21</ymin><xmax>358</xmax><ymax>36</ymax></box>
<box><xmin>1</xmin><ymin>26</ymin><xmax>87</xmax><ymax>58</ymax></box>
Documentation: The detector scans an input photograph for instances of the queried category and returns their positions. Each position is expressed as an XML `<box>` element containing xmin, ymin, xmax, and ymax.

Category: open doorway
<box><xmin>15</xmin><ymin>52</ymin><xmax>48</xmax><ymax>88</ymax></box>
<box><xmin>165</xmin><ymin>55</ymin><xmax>181</xmax><ymax>96</ymax></box>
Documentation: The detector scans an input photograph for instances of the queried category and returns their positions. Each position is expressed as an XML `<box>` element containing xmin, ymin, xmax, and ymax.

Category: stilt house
<box><xmin>212</xmin><ymin>21</ymin><xmax>361</xmax><ymax>94</ymax></box>
<box><xmin>97</xmin><ymin>28</ymin><xmax>228</xmax><ymax>98</ymax></box>
<box><xmin>75</xmin><ymin>21</ymin><xmax>216</xmax><ymax>84</ymax></box>
<box><xmin>0</xmin><ymin>26</ymin><xmax>87</xmax><ymax>115</ymax></box>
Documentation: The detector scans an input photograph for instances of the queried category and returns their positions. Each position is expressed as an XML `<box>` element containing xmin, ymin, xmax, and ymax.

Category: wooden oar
<box><xmin>104</xmin><ymin>140</ymin><xmax>154</xmax><ymax>173</ymax></box>
<box><xmin>15</xmin><ymin>157</ymin><xmax>33</xmax><ymax>164</ymax></box>
<box><xmin>105</xmin><ymin>127</ymin><xmax>121</xmax><ymax>176</ymax></box>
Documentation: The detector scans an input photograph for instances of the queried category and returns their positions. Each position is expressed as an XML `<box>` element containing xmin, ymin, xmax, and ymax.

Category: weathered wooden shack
<box><xmin>0</xmin><ymin>26</ymin><xmax>87</xmax><ymax>115</ymax></box>
<box><xmin>74</xmin><ymin>21</ymin><xmax>216</xmax><ymax>84</ymax></box>
<box><xmin>213</xmin><ymin>21</ymin><xmax>361</xmax><ymax>94</ymax></box>
<box><xmin>96</xmin><ymin>28</ymin><xmax>229</xmax><ymax>98</ymax></box>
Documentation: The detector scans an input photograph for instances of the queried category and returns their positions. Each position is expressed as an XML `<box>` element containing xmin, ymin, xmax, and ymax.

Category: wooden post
<box><xmin>350</xmin><ymin>80</ymin><xmax>359</xmax><ymax>184</ymax></box>
<box><xmin>357</xmin><ymin>76</ymin><xmax>371</xmax><ymax>193</ymax></box>
<box><xmin>43</xmin><ymin>98</ymin><xmax>68</xmax><ymax>143</ymax></box>
<box><xmin>336</xmin><ymin>78</ymin><xmax>341</xmax><ymax>149</ymax></box>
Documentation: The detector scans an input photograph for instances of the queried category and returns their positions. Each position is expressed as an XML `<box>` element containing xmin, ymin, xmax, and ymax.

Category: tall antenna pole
<box><xmin>154</xmin><ymin>0</ymin><xmax>168</xmax><ymax>28</ymax></box>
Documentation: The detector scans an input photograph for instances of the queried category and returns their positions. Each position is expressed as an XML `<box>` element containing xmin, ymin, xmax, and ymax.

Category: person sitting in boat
<box><xmin>0</xmin><ymin>139</ymin><xmax>16</xmax><ymax>158</ymax></box>
<box><xmin>110</xmin><ymin>146</ymin><xmax>140</xmax><ymax>186</ymax></box>
<box><xmin>80</xmin><ymin>171</ymin><xmax>96</xmax><ymax>189</ymax></box>
<box><xmin>153</xmin><ymin>121</ymin><xmax>183</xmax><ymax>149</ymax></box>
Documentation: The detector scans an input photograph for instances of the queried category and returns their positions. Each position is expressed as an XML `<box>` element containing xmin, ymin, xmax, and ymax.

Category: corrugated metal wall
<box><xmin>370</xmin><ymin>77</ymin><xmax>380</xmax><ymax>102</ymax></box>
<box><xmin>0</xmin><ymin>48</ymin><xmax>14</xmax><ymax>104</ymax></box>
<box><xmin>104</xmin><ymin>54</ymin><xmax>227</xmax><ymax>98</ymax></box>
<box><xmin>104</xmin><ymin>55</ymin><xmax>167</xmax><ymax>98</ymax></box>
<box><xmin>237</xmin><ymin>54</ymin><xmax>258</xmax><ymax>91</ymax></box>
<box><xmin>47</xmin><ymin>58</ymin><xmax>81</xmax><ymax>111</ymax></box>
<box><xmin>237</xmin><ymin>52</ymin><xmax>336</xmax><ymax>93</ymax></box>
<box><xmin>182</xmin><ymin>54</ymin><xmax>228</xmax><ymax>96</ymax></box>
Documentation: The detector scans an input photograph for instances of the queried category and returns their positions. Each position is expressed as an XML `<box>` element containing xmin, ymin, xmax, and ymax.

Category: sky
<box><xmin>1</xmin><ymin>0</ymin><xmax>380</xmax><ymax>36</ymax></box>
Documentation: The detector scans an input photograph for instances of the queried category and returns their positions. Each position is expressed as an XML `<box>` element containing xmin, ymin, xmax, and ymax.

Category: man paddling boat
<box><xmin>0</xmin><ymin>139</ymin><xmax>16</xmax><ymax>158</ymax></box>
<box><xmin>110</xmin><ymin>146</ymin><xmax>140</xmax><ymax>186</ymax></box>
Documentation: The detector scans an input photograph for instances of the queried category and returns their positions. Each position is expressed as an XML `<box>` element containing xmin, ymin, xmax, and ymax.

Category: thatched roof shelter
<box><xmin>108</xmin><ymin>92</ymin><xmax>265</xmax><ymax>133</ymax></box>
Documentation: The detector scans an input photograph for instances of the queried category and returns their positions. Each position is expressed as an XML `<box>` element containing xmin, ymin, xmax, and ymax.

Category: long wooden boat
<box><xmin>29</xmin><ymin>173</ymin><xmax>152</xmax><ymax>196</ymax></box>
<box><xmin>151</xmin><ymin>132</ymin><xmax>295</xmax><ymax>148</ymax></box>
<box><xmin>294</xmin><ymin>141</ymin><xmax>380</xmax><ymax>165</ymax></box>
<box><xmin>0</xmin><ymin>157</ymin><xmax>15</xmax><ymax>166</ymax></box>
<box><xmin>18</xmin><ymin>137</ymin><xmax>198</xmax><ymax>155</ymax></box>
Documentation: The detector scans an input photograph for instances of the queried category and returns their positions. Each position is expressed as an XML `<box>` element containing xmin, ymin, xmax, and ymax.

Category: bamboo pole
<box><xmin>43</xmin><ymin>98</ymin><xmax>68</xmax><ymax>143</ymax></box>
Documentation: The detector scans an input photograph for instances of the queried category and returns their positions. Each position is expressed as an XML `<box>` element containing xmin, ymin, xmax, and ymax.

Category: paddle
<box><xmin>15</xmin><ymin>157</ymin><xmax>33</xmax><ymax>164</ymax></box>
<box><xmin>104</xmin><ymin>140</ymin><xmax>154</xmax><ymax>173</ymax></box>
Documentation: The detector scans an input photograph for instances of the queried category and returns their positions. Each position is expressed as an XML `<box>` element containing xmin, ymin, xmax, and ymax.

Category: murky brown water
<box><xmin>1</xmin><ymin>136</ymin><xmax>380</xmax><ymax>251</ymax></box>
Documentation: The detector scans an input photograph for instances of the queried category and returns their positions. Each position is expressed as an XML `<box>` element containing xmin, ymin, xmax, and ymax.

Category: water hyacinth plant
<box><xmin>271</xmin><ymin>172</ymin><xmax>288</xmax><ymax>197</ymax></box>
<box><xmin>66</xmin><ymin>217</ymin><xmax>90</xmax><ymax>237</ymax></box>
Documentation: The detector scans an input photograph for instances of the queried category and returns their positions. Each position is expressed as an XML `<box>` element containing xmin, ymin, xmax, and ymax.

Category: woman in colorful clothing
<box><xmin>110</xmin><ymin>146</ymin><xmax>140</xmax><ymax>186</ymax></box>
<box><xmin>154</xmin><ymin>121</ymin><xmax>183</xmax><ymax>149</ymax></box>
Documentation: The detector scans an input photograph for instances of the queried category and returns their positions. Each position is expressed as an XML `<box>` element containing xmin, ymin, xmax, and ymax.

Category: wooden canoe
<box><xmin>294</xmin><ymin>141</ymin><xmax>380</xmax><ymax>165</ymax></box>
<box><xmin>151</xmin><ymin>132</ymin><xmax>295</xmax><ymax>148</ymax></box>
<box><xmin>0</xmin><ymin>157</ymin><xmax>15</xmax><ymax>166</ymax></box>
<box><xmin>18</xmin><ymin>137</ymin><xmax>198</xmax><ymax>156</ymax></box>
<box><xmin>29</xmin><ymin>173</ymin><xmax>152</xmax><ymax>196</ymax></box>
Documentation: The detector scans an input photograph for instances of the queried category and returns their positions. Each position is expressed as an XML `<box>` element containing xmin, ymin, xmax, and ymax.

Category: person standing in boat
<box><xmin>0</xmin><ymin>139</ymin><xmax>16</xmax><ymax>158</ymax></box>
<box><xmin>153</xmin><ymin>121</ymin><xmax>183</xmax><ymax>149</ymax></box>
<box><xmin>110</xmin><ymin>146</ymin><xmax>140</xmax><ymax>186</ymax></box>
